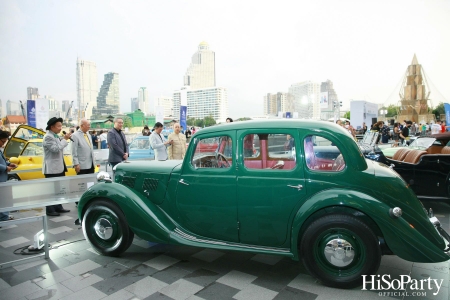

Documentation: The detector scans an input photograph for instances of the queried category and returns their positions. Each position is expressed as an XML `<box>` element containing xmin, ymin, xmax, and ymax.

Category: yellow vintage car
<box><xmin>3</xmin><ymin>125</ymin><xmax>98</xmax><ymax>181</ymax></box>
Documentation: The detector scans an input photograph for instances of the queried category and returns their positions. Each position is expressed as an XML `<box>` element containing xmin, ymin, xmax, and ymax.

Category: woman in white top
<box><xmin>167</xmin><ymin>123</ymin><xmax>187</xmax><ymax>160</ymax></box>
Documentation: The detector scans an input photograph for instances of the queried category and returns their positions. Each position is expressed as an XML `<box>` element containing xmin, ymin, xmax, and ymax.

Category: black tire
<box><xmin>300</xmin><ymin>214</ymin><xmax>381</xmax><ymax>288</ymax></box>
<box><xmin>82</xmin><ymin>199</ymin><xmax>134</xmax><ymax>256</ymax></box>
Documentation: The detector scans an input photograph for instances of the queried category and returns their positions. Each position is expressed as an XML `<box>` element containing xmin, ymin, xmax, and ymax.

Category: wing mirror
<box><xmin>9</xmin><ymin>157</ymin><xmax>19</xmax><ymax>164</ymax></box>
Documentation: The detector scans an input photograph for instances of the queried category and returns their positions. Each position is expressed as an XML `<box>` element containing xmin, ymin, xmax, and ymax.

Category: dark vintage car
<box><xmin>364</xmin><ymin>132</ymin><xmax>450</xmax><ymax>201</ymax></box>
<box><xmin>77</xmin><ymin>120</ymin><xmax>450</xmax><ymax>288</ymax></box>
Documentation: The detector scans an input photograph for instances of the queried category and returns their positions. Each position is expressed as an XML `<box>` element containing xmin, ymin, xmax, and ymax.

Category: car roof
<box><xmin>198</xmin><ymin>119</ymin><xmax>350</xmax><ymax>137</ymax></box>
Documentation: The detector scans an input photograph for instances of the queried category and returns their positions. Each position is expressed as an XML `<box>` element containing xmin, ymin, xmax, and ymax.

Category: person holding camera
<box><xmin>150</xmin><ymin>122</ymin><xmax>173</xmax><ymax>161</ymax></box>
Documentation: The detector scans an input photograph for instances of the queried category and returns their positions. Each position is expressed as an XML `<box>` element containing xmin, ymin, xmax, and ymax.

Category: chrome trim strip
<box><xmin>418</xmin><ymin>196</ymin><xmax>450</xmax><ymax>200</ymax></box>
<box><xmin>173</xmin><ymin>228</ymin><xmax>290</xmax><ymax>253</ymax></box>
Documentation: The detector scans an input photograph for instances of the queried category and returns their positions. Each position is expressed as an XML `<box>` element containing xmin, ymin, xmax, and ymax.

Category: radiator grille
<box><xmin>143</xmin><ymin>178</ymin><xmax>159</xmax><ymax>191</ymax></box>
<box><xmin>122</xmin><ymin>176</ymin><xmax>136</xmax><ymax>188</ymax></box>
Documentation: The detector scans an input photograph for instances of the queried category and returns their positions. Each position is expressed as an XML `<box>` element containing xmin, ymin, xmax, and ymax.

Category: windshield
<box><xmin>129</xmin><ymin>138</ymin><xmax>149</xmax><ymax>149</ymax></box>
<box><xmin>409</xmin><ymin>138</ymin><xmax>435</xmax><ymax>149</ymax></box>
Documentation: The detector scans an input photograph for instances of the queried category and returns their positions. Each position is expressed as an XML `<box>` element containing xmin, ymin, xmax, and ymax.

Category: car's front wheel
<box><xmin>300</xmin><ymin>214</ymin><xmax>381</xmax><ymax>288</ymax></box>
<box><xmin>82</xmin><ymin>199</ymin><xmax>134</xmax><ymax>256</ymax></box>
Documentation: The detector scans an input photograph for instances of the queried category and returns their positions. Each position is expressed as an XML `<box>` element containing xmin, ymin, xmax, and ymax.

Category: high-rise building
<box><xmin>44</xmin><ymin>95</ymin><xmax>58</xmax><ymax>111</ymax></box>
<box><xmin>76</xmin><ymin>58</ymin><xmax>98</xmax><ymax>120</ymax></box>
<box><xmin>288</xmin><ymin>81</ymin><xmax>321</xmax><ymax>119</ymax></box>
<box><xmin>173</xmin><ymin>87</ymin><xmax>228</xmax><ymax>122</ymax></box>
<box><xmin>175</xmin><ymin>42</ymin><xmax>227</xmax><ymax>123</ymax></box>
<box><xmin>320</xmin><ymin>80</ymin><xmax>339</xmax><ymax>121</ymax></box>
<box><xmin>27</xmin><ymin>87</ymin><xmax>39</xmax><ymax>100</ymax></box>
<box><xmin>184</xmin><ymin>42</ymin><xmax>215</xmax><ymax>89</ymax></box>
<box><xmin>155</xmin><ymin>97</ymin><xmax>174</xmax><ymax>117</ymax></box>
<box><xmin>6</xmin><ymin>100</ymin><xmax>21</xmax><ymax>115</ymax></box>
<box><xmin>263</xmin><ymin>92</ymin><xmax>295</xmax><ymax>116</ymax></box>
<box><xmin>131</xmin><ymin>98</ymin><xmax>139</xmax><ymax>111</ymax></box>
<box><xmin>138</xmin><ymin>87</ymin><xmax>148</xmax><ymax>114</ymax></box>
<box><xmin>94</xmin><ymin>72</ymin><xmax>120</xmax><ymax>115</ymax></box>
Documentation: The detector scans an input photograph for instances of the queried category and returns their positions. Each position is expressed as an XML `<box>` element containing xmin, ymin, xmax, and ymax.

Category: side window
<box><xmin>22</xmin><ymin>142</ymin><xmax>43</xmax><ymax>156</ymax></box>
<box><xmin>304</xmin><ymin>135</ymin><xmax>345</xmax><ymax>172</ymax></box>
<box><xmin>191</xmin><ymin>136</ymin><xmax>232</xmax><ymax>169</ymax></box>
<box><xmin>244</xmin><ymin>133</ymin><xmax>296</xmax><ymax>170</ymax></box>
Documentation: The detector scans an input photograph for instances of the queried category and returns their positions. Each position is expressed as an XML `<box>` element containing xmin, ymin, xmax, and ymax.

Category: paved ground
<box><xmin>1</xmin><ymin>194</ymin><xmax>449</xmax><ymax>299</ymax></box>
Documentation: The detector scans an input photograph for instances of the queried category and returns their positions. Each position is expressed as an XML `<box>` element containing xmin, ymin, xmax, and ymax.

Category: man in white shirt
<box><xmin>150</xmin><ymin>122</ymin><xmax>173</xmax><ymax>161</ymax></box>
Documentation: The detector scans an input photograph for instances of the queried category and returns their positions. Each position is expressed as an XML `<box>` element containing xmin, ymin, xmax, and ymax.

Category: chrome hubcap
<box><xmin>94</xmin><ymin>218</ymin><xmax>113</xmax><ymax>240</ymax></box>
<box><xmin>323</xmin><ymin>238</ymin><xmax>355</xmax><ymax>267</ymax></box>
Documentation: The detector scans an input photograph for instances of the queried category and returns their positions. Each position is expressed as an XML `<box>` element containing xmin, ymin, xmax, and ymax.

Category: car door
<box><xmin>175</xmin><ymin>132</ymin><xmax>238</xmax><ymax>242</ymax></box>
<box><xmin>236</xmin><ymin>130</ymin><xmax>307</xmax><ymax>247</ymax></box>
<box><xmin>3</xmin><ymin>125</ymin><xmax>44</xmax><ymax>159</ymax></box>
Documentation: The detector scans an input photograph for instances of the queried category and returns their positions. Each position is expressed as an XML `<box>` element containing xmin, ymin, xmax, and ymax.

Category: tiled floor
<box><xmin>0</xmin><ymin>201</ymin><xmax>449</xmax><ymax>300</ymax></box>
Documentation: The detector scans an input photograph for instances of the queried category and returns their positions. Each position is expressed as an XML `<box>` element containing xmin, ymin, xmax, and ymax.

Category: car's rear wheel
<box><xmin>82</xmin><ymin>199</ymin><xmax>134</xmax><ymax>256</ymax></box>
<box><xmin>300</xmin><ymin>214</ymin><xmax>381</xmax><ymax>288</ymax></box>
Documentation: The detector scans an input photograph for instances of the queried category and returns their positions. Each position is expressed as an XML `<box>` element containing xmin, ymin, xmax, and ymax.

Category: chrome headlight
<box><xmin>97</xmin><ymin>171</ymin><xmax>111</xmax><ymax>182</ymax></box>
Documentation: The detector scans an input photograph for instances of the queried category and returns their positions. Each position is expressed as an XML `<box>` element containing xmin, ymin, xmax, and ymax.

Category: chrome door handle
<box><xmin>179</xmin><ymin>179</ymin><xmax>189</xmax><ymax>186</ymax></box>
<box><xmin>287</xmin><ymin>184</ymin><xmax>303</xmax><ymax>191</ymax></box>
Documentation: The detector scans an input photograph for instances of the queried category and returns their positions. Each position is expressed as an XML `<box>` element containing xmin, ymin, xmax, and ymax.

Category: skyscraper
<box><xmin>76</xmin><ymin>58</ymin><xmax>98</xmax><ymax>120</ymax></box>
<box><xmin>6</xmin><ymin>100</ymin><xmax>21</xmax><ymax>115</ymax></box>
<box><xmin>175</xmin><ymin>42</ymin><xmax>228</xmax><ymax>123</ymax></box>
<box><xmin>138</xmin><ymin>87</ymin><xmax>148</xmax><ymax>114</ymax></box>
<box><xmin>173</xmin><ymin>87</ymin><xmax>228</xmax><ymax>122</ymax></box>
<box><xmin>184</xmin><ymin>42</ymin><xmax>215</xmax><ymax>89</ymax></box>
<box><xmin>289</xmin><ymin>81</ymin><xmax>321</xmax><ymax>119</ymax></box>
<box><xmin>155</xmin><ymin>97</ymin><xmax>174</xmax><ymax>117</ymax></box>
<box><xmin>263</xmin><ymin>93</ymin><xmax>295</xmax><ymax>116</ymax></box>
<box><xmin>94</xmin><ymin>72</ymin><xmax>120</xmax><ymax>115</ymax></box>
<box><xmin>320</xmin><ymin>80</ymin><xmax>339</xmax><ymax>121</ymax></box>
<box><xmin>131</xmin><ymin>98</ymin><xmax>139</xmax><ymax>111</ymax></box>
<box><xmin>27</xmin><ymin>87</ymin><xmax>39</xmax><ymax>100</ymax></box>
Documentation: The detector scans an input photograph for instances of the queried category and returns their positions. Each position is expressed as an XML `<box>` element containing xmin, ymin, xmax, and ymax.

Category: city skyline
<box><xmin>1</xmin><ymin>0</ymin><xmax>449</xmax><ymax>120</ymax></box>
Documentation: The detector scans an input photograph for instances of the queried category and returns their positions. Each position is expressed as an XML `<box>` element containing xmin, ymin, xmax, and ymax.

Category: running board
<box><xmin>171</xmin><ymin>228</ymin><xmax>293</xmax><ymax>257</ymax></box>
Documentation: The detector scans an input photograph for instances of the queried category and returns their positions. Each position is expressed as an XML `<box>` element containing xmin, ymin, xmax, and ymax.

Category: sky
<box><xmin>1</xmin><ymin>0</ymin><xmax>449</xmax><ymax>119</ymax></box>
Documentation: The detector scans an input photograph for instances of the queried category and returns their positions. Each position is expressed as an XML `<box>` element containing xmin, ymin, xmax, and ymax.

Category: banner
<box><xmin>180</xmin><ymin>105</ymin><xmax>187</xmax><ymax>131</ymax></box>
<box><xmin>35</xmin><ymin>98</ymin><xmax>49</xmax><ymax>130</ymax></box>
<box><xmin>155</xmin><ymin>106</ymin><xmax>164</xmax><ymax>125</ymax></box>
<box><xmin>286</xmin><ymin>112</ymin><xmax>291</xmax><ymax>118</ymax></box>
<box><xmin>445</xmin><ymin>103</ymin><xmax>450</xmax><ymax>129</ymax></box>
<box><xmin>27</xmin><ymin>100</ymin><xmax>36</xmax><ymax>127</ymax></box>
<box><xmin>320</xmin><ymin>92</ymin><xmax>328</xmax><ymax>109</ymax></box>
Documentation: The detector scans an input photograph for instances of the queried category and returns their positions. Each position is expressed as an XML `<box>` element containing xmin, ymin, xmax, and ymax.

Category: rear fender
<box><xmin>291</xmin><ymin>189</ymin><xmax>449</xmax><ymax>263</ymax></box>
<box><xmin>78</xmin><ymin>182</ymin><xmax>176</xmax><ymax>243</ymax></box>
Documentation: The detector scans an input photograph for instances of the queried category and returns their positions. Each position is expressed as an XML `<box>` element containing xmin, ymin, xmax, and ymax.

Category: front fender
<box><xmin>291</xmin><ymin>189</ymin><xmax>449</xmax><ymax>263</ymax></box>
<box><xmin>78</xmin><ymin>182</ymin><xmax>176</xmax><ymax>243</ymax></box>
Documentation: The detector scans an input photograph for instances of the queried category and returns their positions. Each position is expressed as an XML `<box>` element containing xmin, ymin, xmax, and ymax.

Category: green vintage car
<box><xmin>77</xmin><ymin>120</ymin><xmax>450</xmax><ymax>288</ymax></box>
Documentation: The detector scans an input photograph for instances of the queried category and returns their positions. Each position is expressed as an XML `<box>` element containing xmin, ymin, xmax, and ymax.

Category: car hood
<box><xmin>115</xmin><ymin>160</ymin><xmax>182</xmax><ymax>174</ymax></box>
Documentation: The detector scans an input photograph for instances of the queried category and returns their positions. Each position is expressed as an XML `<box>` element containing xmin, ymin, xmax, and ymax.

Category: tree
<box><xmin>432</xmin><ymin>102</ymin><xmax>445</xmax><ymax>119</ymax></box>
<box><xmin>386</xmin><ymin>105</ymin><xmax>398</xmax><ymax>118</ymax></box>
<box><xmin>187</xmin><ymin>117</ymin><xmax>196</xmax><ymax>126</ymax></box>
<box><xmin>204</xmin><ymin>115</ymin><xmax>216</xmax><ymax>127</ymax></box>
<box><xmin>195</xmin><ymin>119</ymin><xmax>204</xmax><ymax>128</ymax></box>
<box><xmin>343</xmin><ymin>111</ymin><xmax>350</xmax><ymax>119</ymax></box>
<box><xmin>123</xmin><ymin>116</ymin><xmax>133</xmax><ymax>128</ymax></box>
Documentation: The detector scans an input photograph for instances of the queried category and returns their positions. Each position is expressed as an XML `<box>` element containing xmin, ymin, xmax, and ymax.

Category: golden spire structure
<box><xmin>397</xmin><ymin>54</ymin><xmax>434</xmax><ymax>123</ymax></box>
